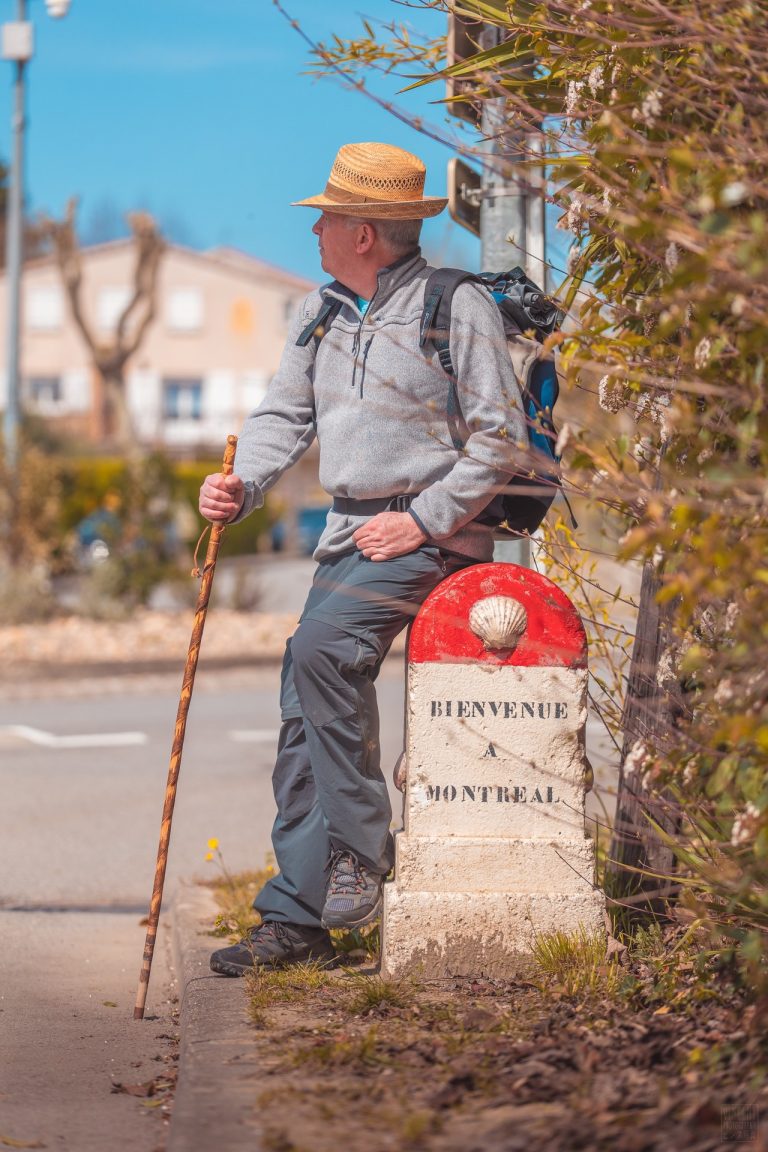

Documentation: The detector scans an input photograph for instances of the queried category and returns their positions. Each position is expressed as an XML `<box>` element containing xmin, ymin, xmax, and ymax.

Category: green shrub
<box><xmin>0</xmin><ymin>446</ymin><xmax>273</xmax><ymax>609</ymax></box>
<box><xmin>56</xmin><ymin>455</ymin><xmax>271</xmax><ymax>557</ymax></box>
<box><xmin>315</xmin><ymin>0</ymin><xmax>768</xmax><ymax>985</ymax></box>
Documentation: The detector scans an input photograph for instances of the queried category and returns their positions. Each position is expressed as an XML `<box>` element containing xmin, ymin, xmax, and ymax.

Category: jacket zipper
<box><xmin>351</xmin><ymin>326</ymin><xmax>361</xmax><ymax>390</ymax></box>
<box><xmin>358</xmin><ymin>336</ymin><xmax>373</xmax><ymax>398</ymax></box>
<box><xmin>350</xmin><ymin>291</ymin><xmax>377</xmax><ymax>394</ymax></box>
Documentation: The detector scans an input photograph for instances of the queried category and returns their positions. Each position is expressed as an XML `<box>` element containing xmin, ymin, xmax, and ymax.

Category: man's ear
<box><xmin>355</xmin><ymin>222</ymin><xmax>377</xmax><ymax>255</ymax></box>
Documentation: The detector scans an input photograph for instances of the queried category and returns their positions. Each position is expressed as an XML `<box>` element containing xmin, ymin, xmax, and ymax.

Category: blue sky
<box><xmin>1</xmin><ymin>0</ymin><xmax>481</xmax><ymax>281</ymax></box>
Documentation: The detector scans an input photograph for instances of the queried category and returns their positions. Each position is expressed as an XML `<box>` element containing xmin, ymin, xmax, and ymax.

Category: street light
<box><xmin>2</xmin><ymin>0</ymin><xmax>71</xmax><ymax>474</ymax></box>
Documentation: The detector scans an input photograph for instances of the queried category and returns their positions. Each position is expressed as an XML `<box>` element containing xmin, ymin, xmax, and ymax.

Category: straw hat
<box><xmin>292</xmin><ymin>142</ymin><xmax>447</xmax><ymax>219</ymax></box>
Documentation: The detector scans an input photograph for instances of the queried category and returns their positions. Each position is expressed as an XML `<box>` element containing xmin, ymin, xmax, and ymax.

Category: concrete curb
<box><xmin>168</xmin><ymin>884</ymin><xmax>262</xmax><ymax>1152</ymax></box>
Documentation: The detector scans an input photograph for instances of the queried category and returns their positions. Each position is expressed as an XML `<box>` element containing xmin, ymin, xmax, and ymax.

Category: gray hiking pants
<box><xmin>253</xmin><ymin>546</ymin><xmax>476</xmax><ymax>927</ymax></box>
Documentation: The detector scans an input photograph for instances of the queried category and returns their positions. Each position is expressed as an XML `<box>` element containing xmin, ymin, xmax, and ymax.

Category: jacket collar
<box><xmin>322</xmin><ymin>249</ymin><xmax>426</xmax><ymax>314</ymax></box>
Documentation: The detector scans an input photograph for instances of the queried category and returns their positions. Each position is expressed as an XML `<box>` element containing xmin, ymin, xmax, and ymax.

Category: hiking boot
<box><xmin>209</xmin><ymin>920</ymin><xmax>336</xmax><ymax>977</ymax></box>
<box><xmin>321</xmin><ymin>850</ymin><xmax>384</xmax><ymax>930</ymax></box>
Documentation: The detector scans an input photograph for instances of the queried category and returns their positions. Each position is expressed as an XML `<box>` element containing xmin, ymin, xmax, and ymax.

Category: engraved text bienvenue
<box><xmin>430</xmin><ymin>700</ymin><xmax>568</xmax><ymax>720</ymax></box>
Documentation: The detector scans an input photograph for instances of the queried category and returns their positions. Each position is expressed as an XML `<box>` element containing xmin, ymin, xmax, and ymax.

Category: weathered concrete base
<box><xmin>380</xmin><ymin>884</ymin><xmax>605</xmax><ymax>980</ymax></box>
<box><xmin>384</xmin><ymin>828</ymin><xmax>605</xmax><ymax>979</ymax></box>
<box><xmin>395</xmin><ymin>834</ymin><xmax>596</xmax><ymax>894</ymax></box>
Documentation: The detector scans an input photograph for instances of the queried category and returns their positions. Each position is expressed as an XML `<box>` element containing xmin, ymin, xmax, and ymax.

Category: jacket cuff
<box><xmin>407</xmin><ymin>506</ymin><xmax>430</xmax><ymax>539</ymax></box>
<box><xmin>230</xmin><ymin>479</ymin><xmax>264</xmax><ymax>525</ymax></box>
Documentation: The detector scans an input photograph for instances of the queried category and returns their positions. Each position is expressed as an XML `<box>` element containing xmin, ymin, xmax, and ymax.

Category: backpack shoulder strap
<box><xmin>295</xmin><ymin>297</ymin><xmax>343</xmax><ymax>348</ymax></box>
<box><xmin>420</xmin><ymin>268</ymin><xmax>481</xmax><ymax>452</ymax></box>
<box><xmin>419</xmin><ymin>268</ymin><xmax>480</xmax><ymax>379</ymax></box>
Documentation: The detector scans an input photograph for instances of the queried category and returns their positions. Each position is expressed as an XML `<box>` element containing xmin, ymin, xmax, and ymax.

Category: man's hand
<box><xmin>199</xmin><ymin>472</ymin><xmax>245</xmax><ymax>523</ymax></box>
<box><xmin>353</xmin><ymin>511</ymin><xmax>427</xmax><ymax>561</ymax></box>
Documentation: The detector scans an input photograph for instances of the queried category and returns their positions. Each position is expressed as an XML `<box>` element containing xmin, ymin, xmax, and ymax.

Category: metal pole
<box><xmin>479</xmin><ymin>101</ymin><xmax>526</xmax><ymax>272</ymax></box>
<box><xmin>478</xmin><ymin>25</ymin><xmax>530</xmax><ymax>569</ymax></box>
<box><xmin>526</xmin><ymin>131</ymin><xmax>546</xmax><ymax>293</ymax></box>
<box><xmin>4</xmin><ymin>0</ymin><xmax>27</xmax><ymax>474</ymax></box>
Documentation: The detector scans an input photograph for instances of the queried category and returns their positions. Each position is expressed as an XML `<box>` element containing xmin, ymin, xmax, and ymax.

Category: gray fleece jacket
<box><xmin>232</xmin><ymin>250</ymin><xmax>526</xmax><ymax>562</ymax></box>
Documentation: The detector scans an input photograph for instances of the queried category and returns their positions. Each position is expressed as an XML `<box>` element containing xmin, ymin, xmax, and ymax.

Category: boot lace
<box><xmin>328</xmin><ymin>850</ymin><xmax>366</xmax><ymax>895</ymax></box>
<box><xmin>249</xmin><ymin>920</ymin><xmax>287</xmax><ymax>948</ymax></box>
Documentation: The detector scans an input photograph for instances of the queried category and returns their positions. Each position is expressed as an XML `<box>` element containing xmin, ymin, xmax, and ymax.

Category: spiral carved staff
<box><xmin>134</xmin><ymin>434</ymin><xmax>238</xmax><ymax>1020</ymax></box>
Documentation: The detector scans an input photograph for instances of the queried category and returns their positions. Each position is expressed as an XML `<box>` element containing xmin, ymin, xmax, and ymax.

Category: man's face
<box><xmin>312</xmin><ymin>212</ymin><xmax>359</xmax><ymax>283</ymax></box>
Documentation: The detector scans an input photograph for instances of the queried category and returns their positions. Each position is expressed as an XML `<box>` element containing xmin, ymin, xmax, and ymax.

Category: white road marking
<box><xmin>228</xmin><ymin>729</ymin><xmax>280</xmax><ymax>743</ymax></box>
<box><xmin>0</xmin><ymin>725</ymin><xmax>147</xmax><ymax>749</ymax></box>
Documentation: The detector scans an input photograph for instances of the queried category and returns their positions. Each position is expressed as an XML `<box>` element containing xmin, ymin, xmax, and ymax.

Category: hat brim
<box><xmin>291</xmin><ymin>193</ymin><xmax>447</xmax><ymax>220</ymax></box>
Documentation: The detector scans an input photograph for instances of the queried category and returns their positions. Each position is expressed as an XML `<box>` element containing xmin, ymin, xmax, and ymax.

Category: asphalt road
<box><xmin>0</xmin><ymin>661</ymin><xmax>408</xmax><ymax>910</ymax></box>
<box><xmin>1</xmin><ymin>661</ymin><xmax>614</xmax><ymax>911</ymax></box>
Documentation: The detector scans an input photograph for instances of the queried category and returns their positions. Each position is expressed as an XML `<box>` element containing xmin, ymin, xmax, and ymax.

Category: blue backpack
<box><xmin>420</xmin><ymin>266</ymin><xmax>568</xmax><ymax>536</ymax></box>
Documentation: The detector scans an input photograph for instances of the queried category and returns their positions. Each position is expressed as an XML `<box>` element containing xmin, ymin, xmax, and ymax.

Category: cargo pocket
<box><xmin>272</xmin><ymin>717</ymin><xmax>317</xmax><ymax>823</ymax></box>
<box><xmin>350</xmin><ymin>635</ymin><xmax>383</xmax><ymax>780</ymax></box>
<box><xmin>291</xmin><ymin>618</ymin><xmax>363</xmax><ymax>727</ymax></box>
<box><xmin>352</xmin><ymin>634</ymin><xmax>382</xmax><ymax>674</ymax></box>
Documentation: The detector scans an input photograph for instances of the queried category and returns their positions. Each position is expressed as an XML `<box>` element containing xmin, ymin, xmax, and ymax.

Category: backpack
<box><xmin>420</xmin><ymin>266</ymin><xmax>567</xmax><ymax>537</ymax></box>
<box><xmin>296</xmin><ymin>265</ymin><xmax>570</xmax><ymax>537</ymax></box>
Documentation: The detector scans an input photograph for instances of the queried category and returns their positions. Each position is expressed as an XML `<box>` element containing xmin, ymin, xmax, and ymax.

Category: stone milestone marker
<box><xmin>381</xmin><ymin>562</ymin><xmax>604</xmax><ymax>979</ymax></box>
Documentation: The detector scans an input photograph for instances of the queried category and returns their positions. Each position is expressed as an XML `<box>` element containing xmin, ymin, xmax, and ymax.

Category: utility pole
<box><xmin>525</xmin><ymin>130</ymin><xmax>547</xmax><ymax>293</ymax></box>
<box><xmin>478</xmin><ymin>23</ymin><xmax>531</xmax><ymax>568</ymax></box>
<box><xmin>446</xmin><ymin>13</ymin><xmax>548</xmax><ymax>568</ymax></box>
<box><xmin>478</xmin><ymin>44</ymin><xmax>526</xmax><ymax>272</ymax></box>
<box><xmin>1</xmin><ymin>0</ymin><xmax>71</xmax><ymax>475</ymax></box>
<box><xmin>2</xmin><ymin>0</ymin><xmax>29</xmax><ymax>475</ymax></box>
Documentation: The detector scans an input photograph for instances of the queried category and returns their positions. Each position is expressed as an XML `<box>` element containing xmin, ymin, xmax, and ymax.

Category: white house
<box><xmin>0</xmin><ymin>239</ymin><xmax>317</xmax><ymax>452</ymax></box>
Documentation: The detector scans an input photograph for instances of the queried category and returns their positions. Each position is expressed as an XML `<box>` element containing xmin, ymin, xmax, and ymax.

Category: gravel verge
<box><xmin>0</xmin><ymin>609</ymin><xmax>298</xmax><ymax>679</ymax></box>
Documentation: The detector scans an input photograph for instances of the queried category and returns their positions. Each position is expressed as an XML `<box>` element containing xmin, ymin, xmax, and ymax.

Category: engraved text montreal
<box><xmin>425</xmin><ymin>784</ymin><xmax>560</xmax><ymax>804</ymax></box>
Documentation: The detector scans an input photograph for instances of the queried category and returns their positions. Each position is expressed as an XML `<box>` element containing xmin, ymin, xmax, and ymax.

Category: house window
<box><xmin>163</xmin><ymin>377</ymin><xmax>202</xmax><ymax>421</ymax></box>
<box><xmin>167</xmin><ymin>289</ymin><xmax>204</xmax><ymax>332</ymax></box>
<box><xmin>26</xmin><ymin>287</ymin><xmax>64</xmax><ymax>331</ymax></box>
<box><xmin>284</xmin><ymin>297</ymin><xmax>299</xmax><ymax>325</ymax></box>
<box><xmin>25</xmin><ymin>375</ymin><xmax>63</xmax><ymax>407</ymax></box>
<box><xmin>97</xmin><ymin>287</ymin><xmax>132</xmax><ymax>331</ymax></box>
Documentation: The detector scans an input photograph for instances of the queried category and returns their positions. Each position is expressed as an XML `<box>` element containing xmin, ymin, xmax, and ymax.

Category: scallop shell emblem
<box><xmin>468</xmin><ymin>596</ymin><xmax>528</xmax><ymax>652</ymax></box>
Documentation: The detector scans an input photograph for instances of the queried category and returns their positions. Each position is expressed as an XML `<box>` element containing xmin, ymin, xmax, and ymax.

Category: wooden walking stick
<box><xmin>134</xmin><ymin>433</ymin><xmax>238</xmax><ymax>1020</ymax></box>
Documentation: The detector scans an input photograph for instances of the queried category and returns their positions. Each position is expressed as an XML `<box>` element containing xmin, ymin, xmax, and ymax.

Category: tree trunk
<box><xmin>100</xmin><ymin>369</ymin><xmax>141</xmax><ymax>458</ymax></box>
<box><xmin>606</xmin><ymin>558</ymin><xmax>683</xmax><ymax>920</ymax></box>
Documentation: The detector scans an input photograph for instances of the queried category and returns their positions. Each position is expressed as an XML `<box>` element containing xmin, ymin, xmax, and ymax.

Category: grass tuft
<box><xmin>400</xmin><ymin>1108</ymin><xmax>443</xmax><ymax>1145</ymax></box>
<box><xmin>329</xmin><ymin>922</ymin><xmax>380</xmax><ymax>962</ymax></box>
<box><xmin>246</xmin><ymin>960</ymin><xmax>334</xmax><ymax>1017</ymax></box>
<box><xmin>292</xmin><ymin>1025</ymin><xmax>385</xmax><ymax>1069</ymax></box>
<box><xmin>533</xmin><ymin>927</ymin><xmax>622</xmax><ymax>997</ymax></box>
<box><xmin>343</xmin><ymin>971</ymin><xmax>409</xmax><ymax>1014</ymax></box>
<box><xmin>207</xmin><ymin>862</ymin><xmax>274</xmax><ymax>940</ymax></box>
<box><xmin>261</xmin><ymin>1127</ymin><xmax>299</xmax><ymax>1152</ymax></box>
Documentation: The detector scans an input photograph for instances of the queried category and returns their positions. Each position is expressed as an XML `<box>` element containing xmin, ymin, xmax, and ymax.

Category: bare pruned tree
<box><xmin>43</xmin><ymin>199</ymin><xmax>165</xmax><ymax>453</ymax></box>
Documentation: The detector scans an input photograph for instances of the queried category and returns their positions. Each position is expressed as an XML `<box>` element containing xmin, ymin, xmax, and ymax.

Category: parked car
<box><xmin>297</xmin><ymin>505</ymin><xmax>331</xmax><ymax>556</ymax></box>
<box><xmin>75</xmin><ymin>508</ymin><xmax>121</xmax><ymax>567</ymax></box>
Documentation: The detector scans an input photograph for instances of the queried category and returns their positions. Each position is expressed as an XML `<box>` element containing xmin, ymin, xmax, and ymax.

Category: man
<box><xmin>199</xmin><ymin>142</ymin><xmax>526</xmax><ymax>975</ymax></box>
